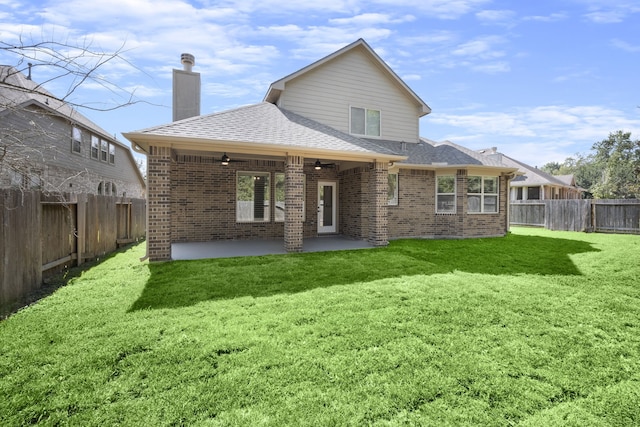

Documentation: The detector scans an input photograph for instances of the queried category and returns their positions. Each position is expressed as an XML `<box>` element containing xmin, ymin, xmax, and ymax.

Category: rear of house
<box><xmin>125</xmin><ymin>39</ymin><xmax>517</xmax><ymax>261</ymax></box>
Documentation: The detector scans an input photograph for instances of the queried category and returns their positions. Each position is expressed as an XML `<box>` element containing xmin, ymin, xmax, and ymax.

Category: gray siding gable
<box><xmin>1</xmin><ymin>66</ymin><xmax>145</xmax><ymax>195</ymax></box>
<box><xmin>263</xmin><ymin>39</ymin><xmax>431</xmax><ymax>143</ymax></box>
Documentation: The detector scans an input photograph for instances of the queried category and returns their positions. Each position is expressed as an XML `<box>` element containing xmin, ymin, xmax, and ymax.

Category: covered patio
<box><xmin>172</xmin><ymin>235</ymin><xmax>376</xmax><ymax>260</ymax></box>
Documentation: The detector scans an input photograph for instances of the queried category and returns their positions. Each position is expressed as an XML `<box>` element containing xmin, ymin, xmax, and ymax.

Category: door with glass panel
<box><xmin>317</xmin><ymin>181</ymin><xmax>337</xmax><ymax>233</ymax></box>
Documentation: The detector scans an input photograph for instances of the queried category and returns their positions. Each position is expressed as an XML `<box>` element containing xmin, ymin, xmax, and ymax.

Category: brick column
<box><xmin>368</xmin><ymin>161</ymin><xmax>389</xmax><ymax>246</ymax></box>
<box><xmin>147</xmin><ymin>146</ymin><xmax>172</xmax><ymax>261</ymax></box>
<box><xmin>285</xmin><ymin>155</ymin><xmax>304</xmax><ymax>252</ymax></box>
<box><xmin>457</xmin><ymin>169</ymin><xmax>467</xmax><ymax>236</ymax></box>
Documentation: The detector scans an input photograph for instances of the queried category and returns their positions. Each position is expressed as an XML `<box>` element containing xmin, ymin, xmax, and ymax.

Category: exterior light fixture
<box><xmin>314</xmin><ymin>159</ymin><xmax>322</xmax><ymax>170</ymax></box>
<box><xmin>221</xmin><ymin>153</ymin><xmax>230</xmax><ymax>165</ymax></box>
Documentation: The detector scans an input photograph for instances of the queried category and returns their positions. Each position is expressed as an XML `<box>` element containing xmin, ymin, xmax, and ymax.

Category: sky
<box><xmin>1</xmin><ymin>0</ymin><xmax>639</xmax><ymax>167</ymax></box>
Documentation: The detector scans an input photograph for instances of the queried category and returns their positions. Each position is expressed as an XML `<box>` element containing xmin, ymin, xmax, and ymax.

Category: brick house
<box><xmin>494</xmin><ymin>151</ymin><xmax>584</xmax><ymax>200</ymax></box>
<box><xmin>0</xmin><ymin>66</ymin><xmax>146</xmax><ymax>198</ymax></box>
<box><xmin>124</xmin><ymin>39</ymin><xmax>518</xmax><ymax>261</ymax></box>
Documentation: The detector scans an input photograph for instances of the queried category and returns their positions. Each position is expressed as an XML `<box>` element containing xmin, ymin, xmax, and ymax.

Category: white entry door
<box><xmin>318</xmin><ymin>181</ymin><xmax>337</xmax><ymax>233</ymax></box>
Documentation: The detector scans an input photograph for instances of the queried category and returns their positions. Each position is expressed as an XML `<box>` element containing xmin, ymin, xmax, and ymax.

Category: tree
<box><xmin>0</xmin><ymin>34</ymin><xmax>138</xmax><ymax>197</ymax></box>
<box><xmin>542</xmin><ymin>153</ymin><xmax>600</xmax><ymax>198</ymax></box>
<box><xmin>590</xmin><ymin>131</ymin><xmax>640</xmax><ymax>199</ymax></box>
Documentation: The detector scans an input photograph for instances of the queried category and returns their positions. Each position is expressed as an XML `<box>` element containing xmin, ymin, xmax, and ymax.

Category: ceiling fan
<box><xmin>314</xmin><ymin>159</ymin><xmax>336</xmax><ymax>170</ymax></box>
<box><xmin>219</xmin><ymin>153</ymin><xmax>247</xmax><ymax>165</ymax></box>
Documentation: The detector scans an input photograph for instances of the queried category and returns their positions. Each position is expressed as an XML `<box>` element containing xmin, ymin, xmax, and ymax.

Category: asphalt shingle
<box><xmin>133</xmin><ymin>102</ymin><xmax>398</xmax><ymax>156</ymax></box>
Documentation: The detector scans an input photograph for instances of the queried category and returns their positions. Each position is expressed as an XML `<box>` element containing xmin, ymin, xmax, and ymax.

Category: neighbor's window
<box><xmin>436</xmin><ymin>175</ymin><xmax>456</xmax><ymax>213</ymax></box>
<box><xmin>527</xmin><ymin>187</ymin><xmax>540</xmax><ymax>200</ymax></box>
<box><xmin>350</xmin><ymin>107</ymin><xmax>381</xmax><ymax>137</ymax></box>
<box><xmin>274</xmin><ymin>173</ymin><xmax>306</xmax><ymax>222</ymax></box>
<box><xmin>100</xmin><ymin>139</ymin><xmax>108</xmax><ymax>162</ymax></box>
<box><xmin>72</xmin><ymin>126</ymin><xmax>82</xmax><ymax>153</ymax></box>
<box><xmin>91</xmin><ymin>135</ymin><xmax>99</xmax><ymax>159</ymax></box>
<box><xmin>468</xmin><ymin>176</ymin><xmax>498</xmax><ymax>213</ymax></box>
<box><xmin>516</xmin><ymin>187</ymin><xmax>523</xmax><ymax>200</ymax></box>
<box><xmin>388</xmin><ymin>173</ymin><xmax>398</xmax><ymax>206</ymax></box>
<box><xmin>109</xmin><ymin>143</ymin><xmax>115</xmax><ymax>164</ymax></box>
<box><xmin>237</xmin><ymin>172</ymin><xmax>270</xmax><ymax>222</ymax></box>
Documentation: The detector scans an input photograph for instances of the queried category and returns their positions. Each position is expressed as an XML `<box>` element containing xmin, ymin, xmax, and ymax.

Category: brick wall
<box><xmin>160</xmin><ymin>154</ymin><xmax>508</xmax><ymax>259</ymax></box>
<box><xmin>339</xmin><ymin>166</ymin><xmax>369</xmax><ymax>239</ymax></box>
<box><xmin>388</xmin><ymin>168</ymin><xmax>509</xmax><ymax>239</ymax></box>
<box><xmin>171</xmin><ymin>157</ymin><xmax>285</xmax><ymax>242</ymax></box>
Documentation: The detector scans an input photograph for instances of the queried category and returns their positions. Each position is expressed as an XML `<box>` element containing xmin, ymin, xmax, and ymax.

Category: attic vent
<box><xmin>181</xmin><ymin>53</ymin><xmax>195</xmax><ymax>72</ymax></box>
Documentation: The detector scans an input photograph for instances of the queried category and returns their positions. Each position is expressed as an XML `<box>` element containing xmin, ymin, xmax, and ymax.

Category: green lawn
<box><xmin>1</xmin><ymin>228</ymin><xmax>639</xmax><ymax>426</ymax></box>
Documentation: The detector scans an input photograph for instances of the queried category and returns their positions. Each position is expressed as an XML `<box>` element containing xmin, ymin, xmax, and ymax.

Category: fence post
<box><xmin>76</xmin><ymin>193</ymin><xmax>86</xmax><ymax>266</ymax></box>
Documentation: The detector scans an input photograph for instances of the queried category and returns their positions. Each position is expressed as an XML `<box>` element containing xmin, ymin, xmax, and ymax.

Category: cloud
<box><xmin>475</xmin><ymin>9</ymin><xmax>516</xmax><ymax>24</ymax></box>
<box><xmin>452</xmin><ymin>36</ymin><xmax>507</xmax><ymax>59</ymax></box>
<box><xmin>427</xmin><ymin>104</ymin><xmax>640</xmax><ymax>164</ymax></box>
<box><xmin>522</xmin><ymin>12</ymin><xmax>567</xmax><ymax>22</ymax></box>
<box><xmin>584</xmin><ymin>9</ymin><xmax>627</xmax><ymax>23</ymax></box>
<box><xmin>329</xmin><ymin>13</ymin><xmax>415</xmax><ymax>26</ymax></box>
<box><xmin>611</xmin><ymin>39</ymin><xmax>640</xmax><ymax>53</ymax></box>
<box><xmin>371</xmin><ymin>0</ymin><xmax>490</xmax><ymax>19</ymax></box>
<box><xmin>579</xmin><ymin>1</ymin><xmax>640</xmax><ymax>24</ymax></box>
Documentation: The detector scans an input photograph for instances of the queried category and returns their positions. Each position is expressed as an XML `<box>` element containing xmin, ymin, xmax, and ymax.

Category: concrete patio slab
<box><xmin>171</xmin><ymin>235</ymin><xmax>375</xmax><ymax>260</ymax></box>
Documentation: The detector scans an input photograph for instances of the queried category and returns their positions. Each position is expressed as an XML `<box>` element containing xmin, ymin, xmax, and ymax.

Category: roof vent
<box><xmin>181</xmin><ymin>53</ymin><xmax>195</xmax><ymax>72</ymax></box>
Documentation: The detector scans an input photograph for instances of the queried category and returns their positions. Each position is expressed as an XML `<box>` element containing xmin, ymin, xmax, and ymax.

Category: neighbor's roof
<box><xmin>124</xmin><ymin>102</ymin><xmax>405</xmax><ymax>161</ymax></box>
<box><xmin>263</xmin><ymin>39</ymin><xmax>431</xmax><ymax>117</ymax></box>
<box><xmin>500</xmin><ymin>153</ymin><xmax>578</xmax><ymax>188</ymax></box>
<box><xmin>0</xmin><ymin>65</ymin><xmax>119</xmax><ymax>144</ymax></box>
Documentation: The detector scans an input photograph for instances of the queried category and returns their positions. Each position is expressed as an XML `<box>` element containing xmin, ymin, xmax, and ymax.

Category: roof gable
<box><xmin>0</xmin><ymin>65</ymin><xmax>118</xmax><ymax>144</ymax></box>
<box><xmin>500</xmin><ymin>153</ymin><xmax>578</xmax><ymax>188</ymax></box>
<box><xmin>263</xmin><ymin>39</ymin><xmax>431</xmax><ymax>117</ymax></box>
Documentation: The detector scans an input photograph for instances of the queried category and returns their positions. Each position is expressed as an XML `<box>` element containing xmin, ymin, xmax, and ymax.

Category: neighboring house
<box><xmin>490</xmin><ymin>150</ymin><xmax>584</xmax><ymax>200</ymax></box>
<box><xmin>124</xmin><ymin>39</ymin><xmax>518</xmax><ymax>261</ymax></box>
<box><xmin>0</xmin><ymin>66</ymin><xmax>146</xmax><ymax>198</ymax></box>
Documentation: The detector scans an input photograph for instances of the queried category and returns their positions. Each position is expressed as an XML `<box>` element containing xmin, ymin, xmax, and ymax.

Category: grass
<box><xmin>1</xmin><ymin>227</ymin><xmax>639</xmax><ymax>426</ymax></box>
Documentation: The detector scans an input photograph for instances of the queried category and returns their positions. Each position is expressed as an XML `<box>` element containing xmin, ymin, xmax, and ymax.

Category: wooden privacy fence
<box><xmin>510</xmin><ymin>199</ymin><xmax>640</xmax><ymax>234</ymax></box>
<box><xmin>1</xmin><ymin>189</ymin><xmax>145</xmax><ymax>316</ymax></box>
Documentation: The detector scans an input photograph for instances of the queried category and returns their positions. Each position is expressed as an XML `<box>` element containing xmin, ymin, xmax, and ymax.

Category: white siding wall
<box><xmin>278</xmin><ymin>48</ymin><xmax>421</xmax><ymax>143</ymax></box>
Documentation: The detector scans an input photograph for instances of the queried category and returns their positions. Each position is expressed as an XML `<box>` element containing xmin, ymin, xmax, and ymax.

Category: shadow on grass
<box><xmin>129</xmin><ymin>233</ymin><xmax>598</xmax><ymax>311</ymax></box>
<box><xmin>1</xmin><ymin>242</ymin><xmax>141</xmax><ymax>320</ymax></box>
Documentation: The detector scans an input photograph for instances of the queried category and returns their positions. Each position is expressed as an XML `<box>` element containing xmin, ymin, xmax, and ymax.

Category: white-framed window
<box><xmin>91</xmin><ymin>135</ymin><xmax>99</xmax><ymax>159</ymax></box>
<box><xmin>350</xmin><ymin>106</ymin><xmax>381</xmax><ymax>137</ymax></box>
<box><xmin>237</xmin><ymin>172</ymin><xmax>270</xmax><ymax>222</ymax></box>
<box><xmin>274</xmin><ymin>173</ymin><xmax>306</xmax><ymax>222</ymax></box>
<box><xmin>72</xmin><ymin>126</ymin><xmax>82</xmax><ymax>153</ymax></box>
<box><xmin>388</xmin><ymin>173</ymin><xmax>398</xmax><ymax>206</ymax></box>
<box><xmin>436</xmin><ymin>175</ymin><xmax>456</xmax><ymax>213</ymax></box>
<box><xmin>468</xmin><ymin>176</ymin><xmax>499</xmax><ymax>213</ymax></box>
<box><xmin>109</xmin><ymin>143</ymin><xmax>115</xmax><ymax>164</ymax></box>
<box><xmin>100</xmin><ymin>139</ymin><xmax>108</xmax><ymax>162</ymax></box>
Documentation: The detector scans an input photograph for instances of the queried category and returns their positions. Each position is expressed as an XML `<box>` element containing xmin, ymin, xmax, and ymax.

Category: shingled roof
<box><xmin>125</xmin><ymin>102</ymin><xmax>402</xmax><ymax>159</ymax></box>
<box><xmin>501</xmin><ymin>154</ymin><xmax>575</xmax><ymax>187</ymax></box>
<box><xmin>366</xmin><ymin>138</ymin><xmax>510</xmax><ymax>168</ymax></box>
<box><xmin>0</xmin><ymin>65</ymin><xmax>117</xmax><ymax>143</ymax></box>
